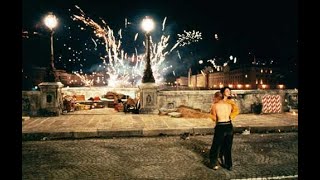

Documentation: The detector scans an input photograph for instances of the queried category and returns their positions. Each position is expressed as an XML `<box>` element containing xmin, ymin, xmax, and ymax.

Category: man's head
<box><xmin>220</xmin><ymin>87</ymin><xmax>232</xmax><ymax>97</ymax></box>
<box><xmin>213</xmin><ymin>91</ymin><xmax>223</xmax><ymax>103</ymax></box>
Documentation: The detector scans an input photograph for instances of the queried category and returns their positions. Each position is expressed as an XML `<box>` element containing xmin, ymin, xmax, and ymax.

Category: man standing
<box><xmin>209</xmin><ymin>91</ymin><xmax>234</xmax><ymax>170</ymax></box>
<box><xmin>218</xmin><ymin>87</ymin><xmax>239</xmax><ymax>169</ymax></box>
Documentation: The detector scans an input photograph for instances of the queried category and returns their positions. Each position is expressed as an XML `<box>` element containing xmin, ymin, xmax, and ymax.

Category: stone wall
<box><xmin>22</xmin><ymin>91</ymin><xmax>41</xmax><ymax>116</ymax></box>
<box><xmin>158</xmin><ymin>89</ymin><xmax>298</xmax><ymax>113</ymax></box>
<box><xmin>157</xmin><ymin>90</ymin><xmax>214</xmax><ymax>112</ymax></box>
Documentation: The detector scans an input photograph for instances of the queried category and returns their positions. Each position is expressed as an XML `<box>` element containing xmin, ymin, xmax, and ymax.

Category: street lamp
<box><xmin>141</xmin><ymin>16</ymin><xmax>155</xmax><ymax>83</ymax></box>
<box><xmin>43</xmin><ymin>12</ymin><xmax>58</xmax><ymax>82</ymax></box>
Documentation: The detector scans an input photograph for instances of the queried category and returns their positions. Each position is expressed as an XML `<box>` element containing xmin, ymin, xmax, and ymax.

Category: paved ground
<box><xmin>22</xmin><ymin>132</ymin><xmax>298</xmax><ymax>180</ymax></box>
<box><xmin>22</xmin><ymin>108</ymin><xmax>298</xmax><ymax>140</ymax></box>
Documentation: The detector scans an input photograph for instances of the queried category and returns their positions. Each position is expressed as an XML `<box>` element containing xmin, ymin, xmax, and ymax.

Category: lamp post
<box><xmin>141</xmin><ymin>16</ymin><xmax>155</xmax><ymax>83</ymax></box>
<box><xmin>38</xmin><ymin>12</ymin><xmax>64</xmax><ymax>116</ymax></box>
<box><xmin>43</xmin><ymin>12</ymin><xmax>58</xmax><ymax>82</ymax></box>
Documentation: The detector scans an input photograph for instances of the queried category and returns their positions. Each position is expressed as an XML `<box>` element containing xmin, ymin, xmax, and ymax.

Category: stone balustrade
<box><xmin>22</xmin><ymin>87</ymin><xmax>298</xmax><ymax>116</ymax></box>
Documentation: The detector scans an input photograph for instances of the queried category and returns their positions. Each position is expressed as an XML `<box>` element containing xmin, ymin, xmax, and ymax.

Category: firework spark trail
<box><xmin>74</xmin><ymin>5</ymin><xmax>85</xmax><ymax>15</ymax></box>
<box><xmin>170</xmin><ymin>42</ymin><xmax>180</xmax><ymax>53</ymax></box>
<box><xmin>118</xmin><ymin>29</ymin><xmax>122</xmax><ymax>39</ymax></box>
<box><xmin>177</xmin><ymin>50</ymin><xmax>181</xmax><ymax>60</ymax></box>
<box><xmin>162</xmin><ymin>17</ymin><xmax>167</xmax><ymax>31</ymax></box>
<box><xmin>124</xmin><ymin>18</ymin><xmax>132</xmax><ymax>28</ymax></box>
<box><xmin>100</xmin><ymin>18</ymin><xmax>108</xmax><ymax>27</ymax></box>
<box><xmin>200</xmin><ymin>70</ymin><xmax>206</xmax><ymax>77</ymax></box>
<box><xmin>134</xmin><ymin>33</ymin><xmax>139</xmax><ymax>41</ymax></box>
<box><xmin>117</xmin><ymin>40</ymin><xmax>121</xmax><ymax>50</ymax></box>
<box><xmin>91</xmin><ymin>38</ymin><xmax>97</xmax><ymax>48</ymax></box>
<box><xmin>135</xmin><ymin>48</ymin><xmax>138</xmax><ymax>57</ymax></box>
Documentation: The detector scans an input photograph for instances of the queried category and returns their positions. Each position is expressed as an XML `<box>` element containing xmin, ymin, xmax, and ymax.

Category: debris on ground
<box><xmin>177</xmin><ymin>106</ymin><xmax>210</xmax><ymax>118</ymax></box>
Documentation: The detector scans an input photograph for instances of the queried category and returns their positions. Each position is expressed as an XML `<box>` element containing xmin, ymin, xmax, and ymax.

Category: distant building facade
<box><xmin>180</xmin><ymin>65</ymin><xmax>285</xmax><ymax>89</ymax></box>
<box><xmin>176</xmin><ymin>77</ymin><xmax>188</xmax><ymax>86</ymax></box>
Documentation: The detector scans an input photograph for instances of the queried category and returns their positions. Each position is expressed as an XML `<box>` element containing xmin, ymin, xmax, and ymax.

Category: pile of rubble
<box><xmin>159</xmin><ymin>105</ymin><xmax>210</xmax><ymax>118</ymax></box>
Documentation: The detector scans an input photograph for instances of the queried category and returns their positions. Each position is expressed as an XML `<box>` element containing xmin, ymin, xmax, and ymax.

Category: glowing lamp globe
<box><xmin>44</xmin><ymin>13</ymin><xmax>58</xmax><ymax>30</ymax></box>
<box><xmin>141</xmin><ymin>17</ymin><xmax>154</xmax><ymax>33</ymax></box>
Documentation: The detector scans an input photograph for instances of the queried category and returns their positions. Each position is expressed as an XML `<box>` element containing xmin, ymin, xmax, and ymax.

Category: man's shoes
<box><xmin>213</xmin><ymin>165</ymin><xmax>219</xmax><ymax>170</ymax></box>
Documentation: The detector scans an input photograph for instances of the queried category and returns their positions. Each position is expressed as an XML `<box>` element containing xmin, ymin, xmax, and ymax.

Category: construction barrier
<box><xmin>262</xmin><ymin>95</ymin><xmax>281</xmax><ymax>113</ymax></box>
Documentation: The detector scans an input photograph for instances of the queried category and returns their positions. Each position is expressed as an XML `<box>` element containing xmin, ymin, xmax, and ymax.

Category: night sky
<box><xmin>22</xmin><ymin>0</ymin><xmax>298</xmax><ymax>82</ymax></box>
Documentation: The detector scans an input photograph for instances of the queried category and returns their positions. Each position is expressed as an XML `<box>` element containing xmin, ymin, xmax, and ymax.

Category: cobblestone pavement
<box><xmin>22</xmin><ymin>132</ymin><xmax>298</xmax><ymax>180</ymax></box>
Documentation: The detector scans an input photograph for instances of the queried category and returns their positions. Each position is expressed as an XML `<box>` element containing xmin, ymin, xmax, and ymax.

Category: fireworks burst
<box><xmin>74</xmin><ymin>72</ymin><xmax>93</xmax><ymax>87</ymax></box>
<box><xmin>169</xmin><ymin>30</ymin><xmax>202</xmax><ymax>52</ymax></box>
<box><xmin>70</xmin><ymin>6</ymin><xmax>202</xmax><ymax>87</ymax></box>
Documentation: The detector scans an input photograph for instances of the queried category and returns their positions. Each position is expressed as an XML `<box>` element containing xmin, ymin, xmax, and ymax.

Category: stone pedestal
<box><xmin>38</xmin><ymin>82</ymin><xmax>64</xmax><ymax>116</ymax></box>
<box><xmin>139</xmin><ymin>83</ymin><xmax>158</xmax><ymax>114</ymax></box>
